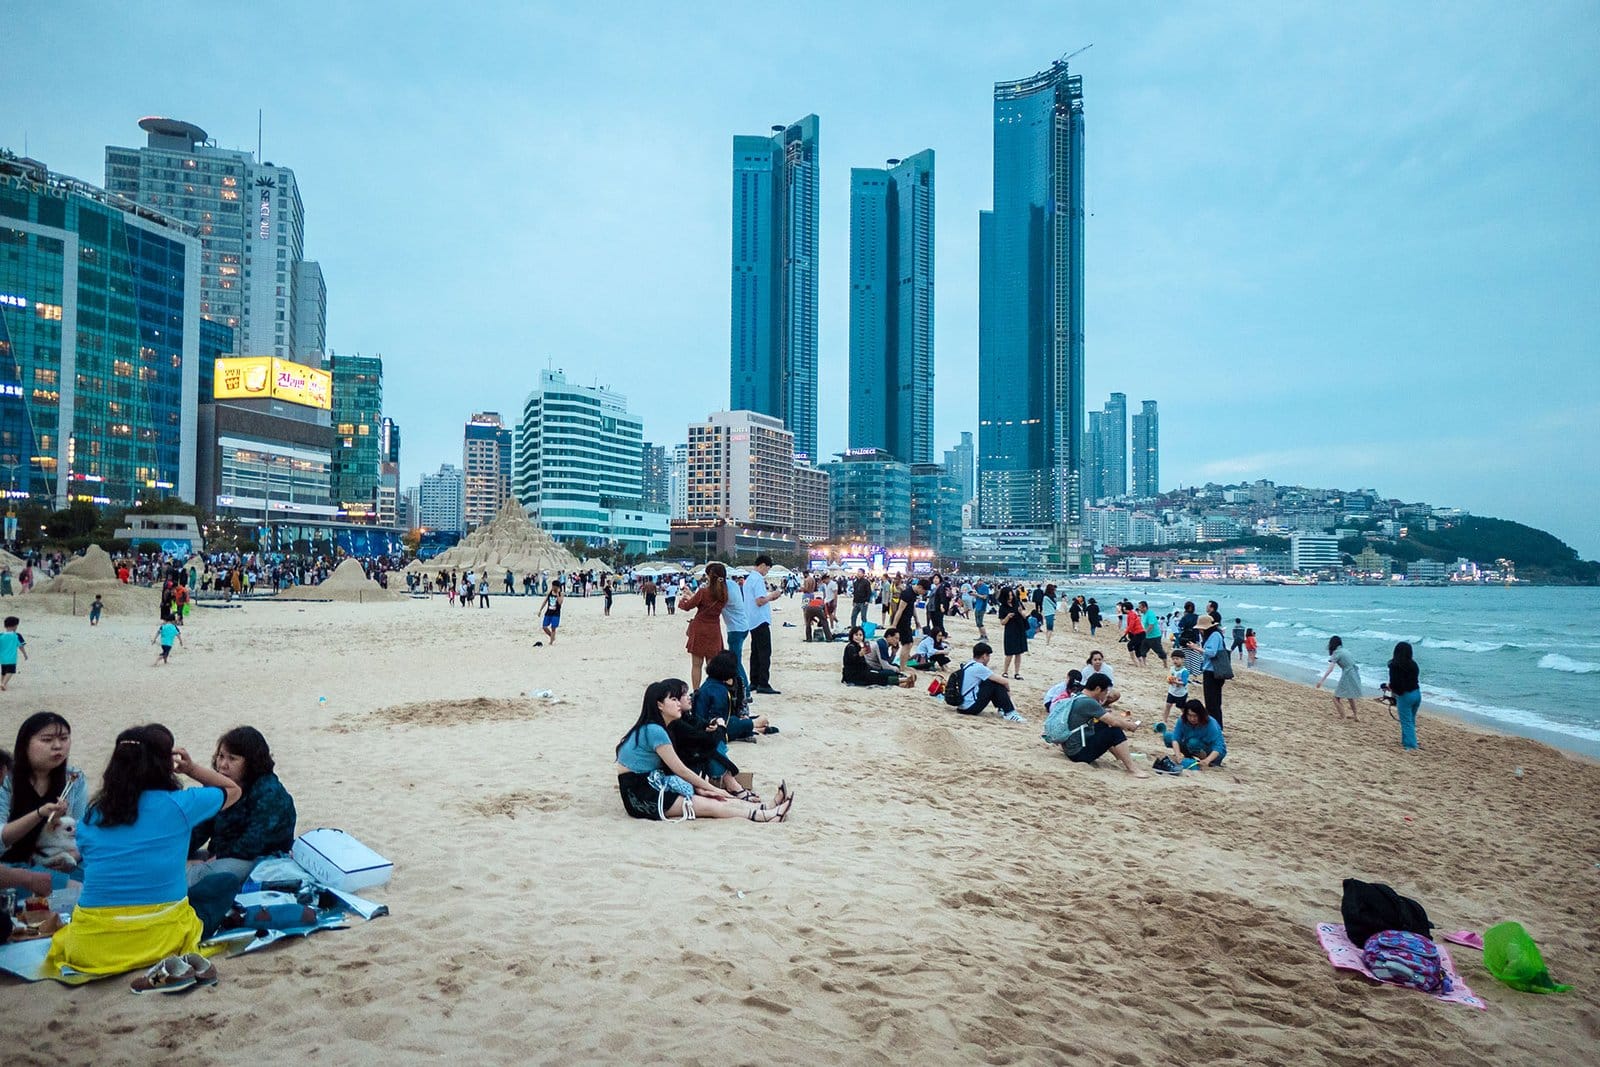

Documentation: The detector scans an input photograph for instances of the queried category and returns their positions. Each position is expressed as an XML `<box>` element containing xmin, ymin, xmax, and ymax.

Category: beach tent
<box><xmin>766</xmin><ymin>564</ymin><xmax>793</xmax><ymax>578</ymax></box>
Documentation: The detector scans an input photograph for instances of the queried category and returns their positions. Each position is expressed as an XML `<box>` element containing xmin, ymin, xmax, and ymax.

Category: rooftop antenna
<box><xmin>1059</xmin><ymin>43</ymin><xmax>1093</xmax><ymax>64</ymax></box>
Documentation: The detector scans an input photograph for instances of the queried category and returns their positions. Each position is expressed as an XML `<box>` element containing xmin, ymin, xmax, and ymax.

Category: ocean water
<box><xmin>1065</xmin><ymin>582</ymin><xmax>1600</xmax><ymax>757</ymax></box>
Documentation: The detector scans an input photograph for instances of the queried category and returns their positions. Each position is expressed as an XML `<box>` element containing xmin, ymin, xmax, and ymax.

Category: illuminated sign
<box><xmin>0</xmin><ymin>294</ymin><xmax>26</xmax><ymax>309</ymax></box>
<box><xmin>214</xmin><ymin>357</ymin><xmax>331</xmax><ymax>410</ymax></box>
<box><xmin>0</xmin><ymin>384</ymin><xmax>21</xmax><ymax>398</ymax></box>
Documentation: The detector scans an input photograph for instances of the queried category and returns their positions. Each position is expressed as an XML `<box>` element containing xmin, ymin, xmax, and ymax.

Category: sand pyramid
<box><xmin>30</xmin><ymin>545</ymin><xmax>158</xmax><ymax>615</ymax></box>
<box><xmin>406</xmin><ymin>500</ymin><xmax>579</xmax><ymax>576</ymax></box>
<box><xmin>278</xmin><ymin>557</ymin><xmax>403</xmax><ymax>602</ymax></box>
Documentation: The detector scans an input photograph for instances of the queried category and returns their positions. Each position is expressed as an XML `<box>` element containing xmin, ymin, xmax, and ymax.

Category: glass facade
<box><xmin>849</xmin><ymin>150</ymin><xmax>934</xmax><ymax>464</ymax></box>
<box><xmin>731</xmin><ymin>115</ymin><xmax>819</xmax><ymax>464</ymax></box>
<box><xmin>978</xmin><ymin>60</ymin><xmax>1085</xmax><ymax>535</ymax></box>
<box><xmin>0</xmin><ymin>154</ymin><xmax>198</xmax><ymax>506</ymax></box>
<box><xmin>1132</xmin><ymin>400</ymin><xmax>1159</xmax><ymax>499</ymax></box>
<box><xmin>328</xmin><ymin>352</ymin><xmax>382</xmax><ymax>516</ymax></box>
<box><xmin>824</xmin><ymin>450</ymin><xmax>911</xmax><ymax>545</ymax></box>
<box><xmin>910</xmin><ymin>462</ymin><xmax>964</xmax><ymax>560</ymax></box>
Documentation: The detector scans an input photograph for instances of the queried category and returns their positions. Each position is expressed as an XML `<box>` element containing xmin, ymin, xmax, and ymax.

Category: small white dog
<box><xmin>37</xmin><ymin>814</ymin><xmax>78</xmax><ymax>871</ymax></box>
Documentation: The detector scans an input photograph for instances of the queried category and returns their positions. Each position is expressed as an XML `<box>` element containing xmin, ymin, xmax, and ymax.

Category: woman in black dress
<box><xmin>998</xmin><ymin>586</ymin><xmax>1030</xmax><ymax>680</ymax></box>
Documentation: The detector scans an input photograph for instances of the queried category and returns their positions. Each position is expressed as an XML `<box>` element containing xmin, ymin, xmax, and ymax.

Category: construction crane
<box><xmin>1059</xmin><ymin>44</ymin><xmax>1093</xmax><ymax>65</ymax></box>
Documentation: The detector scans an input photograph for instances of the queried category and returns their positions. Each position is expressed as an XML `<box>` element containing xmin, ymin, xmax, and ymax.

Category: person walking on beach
<box><xmin>478</xmin><ymin>580</ymin><xmax>490</xmax><ymax>608</ymax></box>
<box><xmin>745</xmin><ymin>555</ymin><xmax>780</xmax><ymax>695</ymax></box>
<box><xmin>602</xmin><ymin>576</ymin><xmax>614</xmax><ymax>617</ymax></box>
<box><xmin>721</xmin><ymin>571</ymin><xmax>752</xmax><ymax>703</ymax></box>
<box><xmin>539</xmin><ymin>581</ymin><xmax>564</xmax><ymax>646</ymax></box>
<box><xmin>1068</xmin><ymin>595</ymin><xmax>1081</xmax><ymax>632</ymax></box>
<box><xmin>151</xmin><ymin>619</ymin><xmax>182</xmax><ymax>666</ymax></box>
<box><xmin>1316</xmin><ymin>635</ymin><xmax>1363</xmax><ymax>721</ymax></box>
<box><xmin>664</xmin><ymin>576</ymin><xmax>678</xmax><ymax>616</ymax></box>
<box><xmin>1244</xmin><ymin>629</ymin><xmax>1258</xmax><ymax>667</ymax></box>
<box><xmin>1086</xmin><ymin>597</ymin><xmax>1102</xmax><ymax>636</ymax></box>
<box><xmin>998</xmin><ymin>587</ymin><xmax>1029</xmax><ymax>680</ymax></box>
<box><xmin>1040</xmin><ymin>584</ymin><xmax>1058</xmax><ymax>646</ymax></box>
<box><xmin>972</xmin><ymin>579</ymin><xmax>991</xmax><ymax>641</ymax></box>
<box><xmin>849</xmin><ymin>570</ymin><xmax>872</xmax><ymax>629</ymax></box>
<box><xmin>641</xmin><ymin>577</ymin><xmax>658</xmax><ymax>615</ymax></box>
<box><xmin>1230</xmin><ymin>618</ymin><xmax>1246</xmax><ymax>659</ymax></box>
<box><xmin>1387</xmin><ymin>641</ymin><xmax>1422</xmax><ymax>749</ymax></box>
<box><xmin>0</xmin><ymin>616</ymin><xmax>27</xmax><ymax>688</ymax></box>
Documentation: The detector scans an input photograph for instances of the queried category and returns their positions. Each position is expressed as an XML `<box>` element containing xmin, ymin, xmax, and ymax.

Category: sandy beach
<box><xmin>2</xmin><ymin>590</ymin><xmax>1597</xmax><ymax>1065</ymax></box>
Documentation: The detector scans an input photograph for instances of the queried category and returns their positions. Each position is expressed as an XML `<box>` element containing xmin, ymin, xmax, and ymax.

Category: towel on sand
<box><xmin>1316</xmin><ymin>923</ymin><xmax>1485</xmax><ymax>1009</ymax></box>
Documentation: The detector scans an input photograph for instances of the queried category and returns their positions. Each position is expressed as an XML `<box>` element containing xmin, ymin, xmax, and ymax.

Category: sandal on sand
<box><xmin>734</xmin><ymin>789</ymin><xmax>762</xmax><ymax>804</ymax></box>
<box><xmin>182</xmin><ymin>953</ymin><xmax>219</xmax><ymax>986</ymax></box>
<box><xmin>131</xmin><ymin>956</ymin><xmax>196</xmax><ymax>995</ymax></box>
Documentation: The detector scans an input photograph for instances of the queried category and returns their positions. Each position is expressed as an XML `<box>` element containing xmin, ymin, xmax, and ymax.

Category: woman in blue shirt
<box><xmin>615</xmin><ymin>679</ymin><xmax>793</xmax><ymax>823</ymax></box>
<box><xmin>1185</xmin><ymin>616</ymin><xmax>1228</xmax><ymax>726</ymax></box>
<box><xmin>1164</xmin><ymin>700</ymin><xmax>1227</xmax><ymax>768</ymax></box>
<box><xmin>45</xmin><ymin>723</ymin><xmax>241</xmax><ymax>988</ymax></box>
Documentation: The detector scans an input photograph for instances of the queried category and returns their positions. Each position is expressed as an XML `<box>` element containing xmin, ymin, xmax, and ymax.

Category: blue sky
<box><xmin>6</xmin><ymin>3</ymin><xmax>1598</xmax><ymax>555</ymax></box>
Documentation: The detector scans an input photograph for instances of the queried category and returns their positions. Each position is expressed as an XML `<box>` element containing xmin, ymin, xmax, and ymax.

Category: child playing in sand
<box><xmin>89</xmin><ymin>595</ymin><xmax>103</xmax><ymax>626</ymax></box>
<box><xmin>152</xmin><ymin>619</ymin><xmax>183</xmax><ymax>665</ymax></box>
<box><xmin>0</xmin><ymin>616</ymin><xmax>28</xmax><ymax>690</ymax></box>
<box><xmin>1162</xmin><ymin>651</ymin><xmax>1190</xmax><ymax>729</ymax></box>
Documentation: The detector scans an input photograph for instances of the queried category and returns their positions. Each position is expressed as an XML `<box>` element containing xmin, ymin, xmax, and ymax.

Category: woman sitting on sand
<box><xmin>1163</xmin><ymin>699</ymin><xmax>1227</xmax><ymax>769</ymax></box>
<box><xmin>46</xmin><ymin>723</ymin><xmax>241</xmax><ymax>991</ymax></box>
<box><xmin>674</xmin><ymin>655</ymin><xmax>767</xmax><ymax>803</ymax></box>
<box><xmin>615</xmin><ymin>680</ymin><xmax>793</xmax><ymax>822</ymax></box>
<box><xmin>2</xmin><ymin>712</ymin><xmax>89</xmax><ymax>876</ymax></box>
<box><xmin>678</xmin><ymin>561</ymin><xmax>729</xmax><ymax>689</ymax></box>
<box><xmin>1080</xmin><ymin>651</ymin><xmax>1119</xmax><ymax>706</ymax></box>
<box><xmin>186</xmin><ymin>727</ymin><xmax>297</xmax><ymax>938</ymax></box>
<box><xmin>842</xmin><ymin>626</ymin><xmax>900</xmax><ymax>686</ymax></box>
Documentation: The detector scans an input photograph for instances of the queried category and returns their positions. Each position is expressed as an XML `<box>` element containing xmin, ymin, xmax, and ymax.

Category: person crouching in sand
<box><xmin>1046</xmin><ymin>673</ymin><xmax>1149</xmax><ymax>778</ymax></box>
<box><xmin>613</xmin><ymin>680</ymin><xmax>793</xmax><ymax>823</ymax></box>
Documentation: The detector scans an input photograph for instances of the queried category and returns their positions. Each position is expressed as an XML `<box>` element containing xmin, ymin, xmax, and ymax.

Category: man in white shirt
<box><xmin>744</xmin><ymin>555</ymin><xmax>780</xmax><ymax>695</ymax></box>
<box><xmin>957</xmin><ymin>642</ymin><xmax>1024</xmax><ymax>722</ymax></box>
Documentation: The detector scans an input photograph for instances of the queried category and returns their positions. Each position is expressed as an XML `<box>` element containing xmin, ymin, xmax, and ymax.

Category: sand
<box><xmin>24</xmin><ymin>545</ymin><xmax>158</xmax><ymax>616</ymax></box>
<box><xmin>2</xmin><ymin>592</ymin><xmax>1596</xmax><ymax>1064</ymax></box>
<box><xmin>276</xmin><ymin>558</ymin><xmax>403</xmax><ymax>603</ymax></box>
<box><xmin>407</xmin><ymin>500</ymin><xmax>579</xmax><ymax>577</ymax></box>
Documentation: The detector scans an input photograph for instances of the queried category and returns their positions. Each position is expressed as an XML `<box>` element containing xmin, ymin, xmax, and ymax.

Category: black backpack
<box><xmin>1341</xmin><ymin>878</ymin><xmax>1433</xmax><ymax>948</ymax></box>
<box><xmin>943</xmin><ymin>663</ymin><xmax>968</xmax><ymax>707</ymax></box>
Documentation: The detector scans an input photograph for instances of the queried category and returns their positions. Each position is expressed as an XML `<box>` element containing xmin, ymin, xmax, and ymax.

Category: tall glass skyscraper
<box><xmin>849</xmin><ymin>150</ymin><xmax>934</xmax><ymax>463</ymax></box>
<box><xmin>1132</xmin><ymin>399</ymin><xmax>1159</xmax><ymax>499</ymax></box>
<box><xmin>977</xmin><ymin>59</ymin><xmax>1085</xmax><ymax>539</ymax></box>
<box><xmin>1101</xmin><ymin>392</ymin><xmax>1127</xmax><ymax>499</ymax></box>
<box><xmin>328</xmin><ymin>351</ymin><xmax>383</xmax><ymax>517</ymax></box>
<box><xmin>0</xmin><ymin>152</ymin><xmax>200</xmax><ymax>506</ymax></box>
<box><xmin>731</xmin><ymin>115</ymin><xmax>819</xmax><ymax>464</ymax></box>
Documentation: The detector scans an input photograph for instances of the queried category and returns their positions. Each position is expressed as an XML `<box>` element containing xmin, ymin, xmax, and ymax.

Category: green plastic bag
<box><xmin>1482</xmin><ymin>922</ymin><xmax>1572</xmax><ymax>994</ymax></box>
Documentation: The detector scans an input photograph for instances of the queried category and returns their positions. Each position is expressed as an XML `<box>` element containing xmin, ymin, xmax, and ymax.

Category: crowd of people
<box><xmin>2</xmin><ymin>713</ymin><xmax>298</xmax><ymax>991</ymax></box>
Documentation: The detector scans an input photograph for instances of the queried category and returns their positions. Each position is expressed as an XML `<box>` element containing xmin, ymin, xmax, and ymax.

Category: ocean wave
<box><xmin>1538</xmin><ymin>654</ymin><xmax>1600</xmax><ymax>674</ymax></box>
<box><xmin>1352</xmin><ymin>629</ymin><xmax>1416</xmax><ymax>643</ymax></box>
<box><xmin>1420</xmin><ymin>638</ymin><xmax>1517</xmax><ymax>654</ymax></box>
<box><xmin>1263</xmin><ymin>621</ymin><xmax>1291</xmax><ymax>629</ymax></box>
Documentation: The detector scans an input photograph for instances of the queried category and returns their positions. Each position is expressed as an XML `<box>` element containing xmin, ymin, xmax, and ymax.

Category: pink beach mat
<box><xmin>1315</xmin><ymin>923</ymin><xmax>1486</xmax><ymax>1009</ymax></box>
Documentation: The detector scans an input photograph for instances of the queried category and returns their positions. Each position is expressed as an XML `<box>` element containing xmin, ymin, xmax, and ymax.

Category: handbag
<box><xmin>1211</xmin><ymin>645</ymin><xmax>1234</xmax><ymax>680</ymax></box>
<box><xmin>647</xmin><ymin>770</ymin><xmax>696</xmax><ymax>821</ymax></box>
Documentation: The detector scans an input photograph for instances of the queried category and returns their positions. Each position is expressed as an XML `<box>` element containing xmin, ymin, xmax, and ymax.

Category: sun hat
<box><xmin>1195</xmin><ymin>616</ymin><xmax>1218</xmax><ymax>630</ymax></box>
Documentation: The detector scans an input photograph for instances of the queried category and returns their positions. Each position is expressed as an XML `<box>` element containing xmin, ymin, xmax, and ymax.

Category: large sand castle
<box><xmin>276</xmin><ymin>557</ymin><xmax>404</xmax><ymax>602</ymax></box>
<box><xmin>27</xmin><ymin>545</ymin><xmax>158</xmax><ymax>615</ymax></box>
<box><xmin>405</xmin><ymin>500</ymin><xmax>579</xmax><ymax>576</ymax></box>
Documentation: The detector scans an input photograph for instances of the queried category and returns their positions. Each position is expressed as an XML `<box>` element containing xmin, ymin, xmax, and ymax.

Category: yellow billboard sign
<box><xmin>214</xmin><ymin>357</ymin><xmax>331</xmax><ymax>410</ymax></box>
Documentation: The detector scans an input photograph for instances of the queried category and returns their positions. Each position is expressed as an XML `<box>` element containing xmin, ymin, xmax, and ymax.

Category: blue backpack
<box><xmin>1363</xmin><ymin>930</ymin><xmax>1449</xmax><ymax>993</ymax></box>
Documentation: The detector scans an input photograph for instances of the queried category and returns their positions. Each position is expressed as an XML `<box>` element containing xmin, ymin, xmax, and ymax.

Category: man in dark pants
<box><xmin>926</xmin><ymin>574</ymin><xmax>945</xmax><ymax>641</ymax></box>
<box><xmin>745</xmin><ymin>555</ymin><xmax>780</xmax><ymax>694</ymax></box>
<box><xmin>849</xmin><ymin>569</ymin><xmax>872</xmax><ymax>629</ymax></box>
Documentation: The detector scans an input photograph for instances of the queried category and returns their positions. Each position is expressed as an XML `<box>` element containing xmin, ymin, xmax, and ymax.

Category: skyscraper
<box><xmin>1100</xmin><ymin>392</ymin><xmax>1127</xmax><ymax>499</ymax></box>
<box><xmin>378</xmin><ymin>416</ymin><xmax>401</xmax><ymax>528</ymax></box>
<box><xmin>943</xmin><ymin>431</ymin><xmax>976</xmax><ymax>504</ymax></box>
<box><xmin>0</xmin><ymin>152</ymin><xmax>200</xmax><ymax>506</ymax></box>
<box><xmin>418</xmin><ymin>463</ymin><xmax>464</xmax><ymax>534</ymax></box>
<box><xmin>849</xmin><ymin>150</ymin><xmax>934</xmax><ymax>463</ymax></box>
<box><xmin>327</xmin><ymin>352</ymin><xmax>382</xmax><ymax>518</ymax></box>
<box><xmin>292</xmin><ymin>260</ymin><xmax>326</xmax><ymax>361</ymax></box>
<box><xmin>640</xmin><ymin>442</ymin><xmax>670</xmax><ymax>514</ymax></box>
<box><xmin>731</xmin><ymin>115</ymin><xmax>819</xmax><ymax>463</ymax></box>
<box><xmin>1081</xmin><ymin>410</ymin><xmax>1104</xmax><ymax>504</ymax></box>
<box><xmin>977</xmin><ymin>58</ymin><xmax>1085</xmax><ymax>541</ymax></box>
<box><xmin>1132</xmin><ymin>400</ymin><xmax>1159</xmax><ymax>498</ymax></box>
<box><xmin>105</xmin><ymin>118</ymin><xmax>320</xmax><ymax>360</ymax></box>
<box><xmin>462</xmin><ymin>412</ymin><xmax>512</xmax><ymax>530</ymax></box>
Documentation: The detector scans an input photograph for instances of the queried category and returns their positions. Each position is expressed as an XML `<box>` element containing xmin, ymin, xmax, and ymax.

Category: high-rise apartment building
<box><xmin>0</xmin><ymin>152</ymin><xmax>200</xmax><ymax>506</ymax></box>
<box><xmin>104</xmin><ymin>117</ymin><xmax>320</xmax><ymax>361</ymax></box>
<box><xmin>669</xmin><ymin>442</ymin><xmax>688</xmax><ymax>520</ymax></box>
<box><xmin>731</xmin><ymin>115</ymin><xmax>819</xmax><ymax>464</ymax></box>
<box><xmin>327</xmin><ymin>352</ymin><xmax>382</xmax><ymax>518</ymax></box>
<box><xmin>1100</xmin><ymin>392</ymin><xmax>1127</xmax><ymax>499</ymax></box>
<box><xmin>910</xmin><ymin>462</ymin><xmax>964</xmax><ymax>559</ymax></box>
<box><xmin>977</xmin><ymin>59</ymin><xmax>1085</xmax><ymax>541</ymax></box>
<box><xmin>418</xmin><ymin>463</ymin><xmax>464</xmax><ymax>535</ymax></box>
<box><xmin>792</xmin><ymin>464</ymin><xmax>831</xmax><ymax>545</ymax></box>
<box><xmin>641</xmin><ymin>442</ymin><xmax>670</xmax><ymax>514</ymax></box>
<box><xmin>514</xmin><ymin>370</ymin><xmax>667</xmax><ymax>554</ymax></box>
<box><xmin>292</xmin><ymin>260</ymin><xmax>326</xmax><ymax>362</ymax></box>
<box><xmin>1132</xmin><ymin>400</ymin><xmax>1159</xmax><ymax>499</ymax></box>
<box><xmin>1081</xmin><ymin>410</ymin><xmax>1104</xmax><ymax>504</ymax></box>
<box><xmin>683</xmin><ymin>410</ymin><xmax>795</xmax><ymax>529</ymax></box>
<box><xmin>377</xmin><ymin>416</ymin><xmax>401</xmax><ymax>528</ymax></box>
<box><xmin>849</xmin><ymin>150</ymin><xmax>934</xmax><ymax>463</ymax></box>
<box><xmin>943</xmin><ymin>431</ymin><xmax>975</xmax><ymax>504</ymax></box>
<box><xmin>462</xmin><ymin>412</ymin><xmax>512</xmax><ymax>531</ymax></box>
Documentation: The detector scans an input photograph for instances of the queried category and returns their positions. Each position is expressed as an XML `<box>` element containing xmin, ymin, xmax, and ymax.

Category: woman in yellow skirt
<box><xmin>46</xmin><ymin>723</ymin><xmax>241</xmax><ymax>991</ymax></box>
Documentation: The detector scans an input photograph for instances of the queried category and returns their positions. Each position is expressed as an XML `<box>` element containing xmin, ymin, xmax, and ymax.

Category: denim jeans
<box><xmin>1396</xmin><ymin>688</ymin><xmax>1421</xmax><ymax>748</ymax></box>
<box><xmin>725</xmin><ymin>629</ymin><xmax>750</xmax><ymax>695</ymax></box>
<box><xmin>850</xmin><ymin>601</ymin><xmax>869</xmax><ymax>628</ymax></box>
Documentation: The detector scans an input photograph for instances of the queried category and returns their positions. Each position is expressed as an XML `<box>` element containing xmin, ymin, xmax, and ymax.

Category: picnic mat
<box><xmin>1316</xmin><ymin>922</ymin><xmax>1486</xmax><ymax>1009</ymax></box>
<box><xmin>0</xmin><ymin>859</ymin><xmax>387</xmax><ymax>985</ymax></box>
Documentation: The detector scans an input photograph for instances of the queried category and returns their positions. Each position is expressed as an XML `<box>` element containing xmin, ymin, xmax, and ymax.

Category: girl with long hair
<box><xmin>45</xmin><ymin>723</ymin><xmax>241</xmax><ymax>990</ymax></box>
<box><xmin>1315</xmin><ymin>635</ymin><xmax>1363</xmax><ymax>721</ymax></box>
<box><xmin>678</xmin><ymin>562</ymin><xmax>730</xmax><ymax>689</ymax></box>
<box><xmin>1387</xmin><ymin>641</ymin><xmax>1422</xmax><ymax>749</ymax></box>
<box><xmin>1</xmin><ymin>712</ymin><xmax>88</xmax><ymax>872</ymax></box>
<box><xmin>614</xmin><ymin>679</ymin><xmax>792</xmax><ymax>823</ymax></box>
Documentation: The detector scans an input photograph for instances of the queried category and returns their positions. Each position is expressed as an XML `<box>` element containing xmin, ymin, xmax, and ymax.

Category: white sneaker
<box><xmin>1000</xmin><ymin>709</ymin><xmax>1026</xmax><ymax>723</ymax></box>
